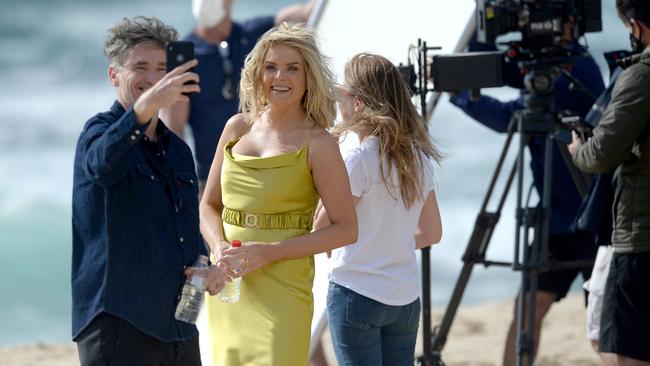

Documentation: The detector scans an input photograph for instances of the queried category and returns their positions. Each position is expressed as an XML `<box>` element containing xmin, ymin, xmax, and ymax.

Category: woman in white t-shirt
<box><xmin>314</xmin><ymin>53</ymin><xmax>443</xmax><ymax>365</ymax></box>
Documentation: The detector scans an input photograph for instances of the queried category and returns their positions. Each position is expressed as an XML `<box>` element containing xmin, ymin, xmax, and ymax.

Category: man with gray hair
<box><xmin>71</xmin><ymin>16</ymin><xmax>223</xmax><ymax>365</ymax></box>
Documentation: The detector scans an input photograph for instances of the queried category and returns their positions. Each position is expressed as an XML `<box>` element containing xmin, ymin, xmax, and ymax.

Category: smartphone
<box><xmin>166</xmin><ymin>41</ymin><xmax>197</xmax><ymax>92</ymax></box>
<box><xmin>166</xmin><ymin>41</ymin><xmax>195</xmax><ymax>72</ymax></box>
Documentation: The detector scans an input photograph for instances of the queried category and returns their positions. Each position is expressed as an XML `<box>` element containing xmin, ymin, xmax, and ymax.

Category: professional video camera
<box><xmin>477</xmin><ymin>0</ymin><xmax>602</xmax><ymax>51</ymax></box>
<box><xmin>400</xmin><ymin>0</ymin><xmax>601</xmax><ymax>95</ymax></box>
<box><xmin>398</xmin><ymin>0</ymin><xmax>602</xmax><ymax>142</ymax></box>
<box><xmin>433</xmin><ymin>0</ymin><xmax>602</xmax><ymax>93</ymax></box>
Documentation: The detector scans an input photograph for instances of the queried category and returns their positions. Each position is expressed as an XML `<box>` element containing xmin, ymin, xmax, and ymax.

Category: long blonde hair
<box><xmin>238</xmin><ymin>22</ymin><xmax>337</xmax><ymax>128</ymax></box>
<box><xmin>334</xmin><ymin>53</ymin><xmax>443</xmax><ymax>208</ymax></box>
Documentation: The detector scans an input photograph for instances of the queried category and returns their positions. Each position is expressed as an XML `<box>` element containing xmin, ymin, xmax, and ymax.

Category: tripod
<box><xmin>408</xmin><ymin>39</ymin><xmax>441</xmax><ymax>366</ymax></box>
<box><xmin>427</xmin><ymin>63</ymin><xmax>595</xmax><ymax>366</ymax></box>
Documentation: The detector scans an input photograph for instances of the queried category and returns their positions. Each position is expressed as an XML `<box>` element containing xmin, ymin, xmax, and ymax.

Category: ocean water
<box><xmin>0</xmin><ymin>0</ymin><xmax>628</xmax><ymax>346</ymax></box>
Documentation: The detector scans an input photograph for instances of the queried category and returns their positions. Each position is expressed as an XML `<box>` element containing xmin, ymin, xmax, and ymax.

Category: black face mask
<box><xmin>630</xmin><ymin>32</ymin><xmax>645</xmax><ymax>53</ymax></box>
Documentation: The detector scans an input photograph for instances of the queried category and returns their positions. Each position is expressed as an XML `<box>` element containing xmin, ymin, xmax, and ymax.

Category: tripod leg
<box><xmin>515</xmin><ymin>228</ymin><xmax>534</xmax><ymax>366</ymax></box>
<box><xmin>421</xmin><ymin>246</ymin><xmax>433</xmax><ymax>365</ymax></box>
<box><xmin>429</xmin><ymin>130</ymin><xmax>519</xmax><ymax>365</ymax></box>
<box><xmin>515</xmin><ymin>132</ymin><xmax>554</xmax><ymax>366</ymax></box>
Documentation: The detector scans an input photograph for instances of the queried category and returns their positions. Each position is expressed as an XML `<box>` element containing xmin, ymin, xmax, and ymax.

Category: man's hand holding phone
<box><xmin>132</xmin><ymin>42</ymin><xmax>200</xmax><ymax>123</ymax></box>
<box><xmin>166</xmin><ymin>41</ymin><xmax>199</xmax><ymax>96</ymax></box>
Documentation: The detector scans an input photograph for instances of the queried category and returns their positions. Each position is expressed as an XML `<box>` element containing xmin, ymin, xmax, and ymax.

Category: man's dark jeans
<box><xmin>76</xmin><ymin>313</ymin><xmax>201</xmax><ymax>366</ymax></box>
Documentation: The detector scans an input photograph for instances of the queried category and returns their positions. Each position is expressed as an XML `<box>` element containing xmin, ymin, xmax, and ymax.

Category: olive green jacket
<box><xmin>573</xmin><ymin>48</ymin><xmax>650</xmax><ymax>254</ymax></box>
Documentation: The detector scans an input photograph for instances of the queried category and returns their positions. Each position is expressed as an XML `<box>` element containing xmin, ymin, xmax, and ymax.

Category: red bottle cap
<box><xmin>231</xmin><ymin>240</ymin><xmax>241</xmax><ymax>247</ymax></box>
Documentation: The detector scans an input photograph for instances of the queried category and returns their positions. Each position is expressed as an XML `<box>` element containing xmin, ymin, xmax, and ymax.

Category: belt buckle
<box><xmin>244</xmin><ymin>213</ymin><xmax>258</xmax><ymax>228</ymax></box>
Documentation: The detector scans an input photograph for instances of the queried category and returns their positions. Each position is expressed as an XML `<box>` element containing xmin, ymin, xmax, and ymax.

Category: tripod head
<box><xmin>516</xmin><ymin>56</ymin><xmax>597</xmax><ymax>146</ymax></box>
<box><xmin>517</xmin><ymin>60</ymin><xmax>565</xmax><ymax>136</ymax></box>
<box><xmin>523</xmin><ymin>64</ymin><xmax>559</xmax><ymax>110</ymax></box>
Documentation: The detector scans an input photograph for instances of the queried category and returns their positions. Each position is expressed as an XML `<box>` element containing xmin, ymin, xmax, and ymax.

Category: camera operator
<box><xmin>571</xmin><ymin>50</ymin><xmax>630</xmax><ymax>360</ymax></box>
<box><xmin>449</xmin><ymin>17</ymin><xmax>605</xmax><ymax>366</ymax></box>
<box><xmin>569</xmin><ymin>1</ymin><xmax>650</xmax><ymax>364</ymax></box>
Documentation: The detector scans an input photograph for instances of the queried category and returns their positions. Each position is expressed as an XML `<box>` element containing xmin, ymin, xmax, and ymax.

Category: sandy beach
<box><xmin>417</xmin><ymin>294</ymin><xmax>600</xmax><ymax>366</ymax></box>
<box><xmin>0</xmin><ymin>294</ymin><xmax>599</xmax><ymax>366</ymax></box>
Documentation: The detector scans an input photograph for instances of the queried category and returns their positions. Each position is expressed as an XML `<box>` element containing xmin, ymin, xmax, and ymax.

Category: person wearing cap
<box><xmin>161</xmin><ymin>0</ymin><xmax>316</xmax><ymax>197</ymax></box>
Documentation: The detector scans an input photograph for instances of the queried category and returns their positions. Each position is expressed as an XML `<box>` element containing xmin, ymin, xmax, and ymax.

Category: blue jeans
<box><xmin>327</xmin><ymin>282</ymin><xmax>421</xmax><ymax>366</ymax></box>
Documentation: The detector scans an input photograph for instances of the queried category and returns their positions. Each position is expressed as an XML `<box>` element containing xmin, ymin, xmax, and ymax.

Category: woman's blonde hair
<box><xmin>239</xmin><ymin>22</ymin><xmax>337</xmax><ymax>128</ymax></box>
<box><xmin>334</xmin><ymin>53</ymin><xmax>443</xmax><ymax>208</ymax></box>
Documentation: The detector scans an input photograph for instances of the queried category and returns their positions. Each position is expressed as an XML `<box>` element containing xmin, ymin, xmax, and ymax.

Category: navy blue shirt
<box><xmin>71</xmin><ymin>101</ymin><xmax>206</xmax><ymax>342</ymax></box>
<box><xmin>450</xmin><ymin>43</ymin><xmax>605</xmax><ymax>234</ymax></box>
<box><xmin>184</xmin><ymin>16</ymin><xmax>275</xmax><ymax>180</ymax></box>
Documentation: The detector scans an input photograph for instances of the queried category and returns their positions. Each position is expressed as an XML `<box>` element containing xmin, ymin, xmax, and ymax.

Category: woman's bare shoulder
<box><xmin>222</xmin><ymin>113</ymin><xmax>251</xmax><ymax>140</ymax></box>
<box><xmin>309</xmin><ymin>126</ymin><xmax>340</xmax><ymax>156</ymax></box>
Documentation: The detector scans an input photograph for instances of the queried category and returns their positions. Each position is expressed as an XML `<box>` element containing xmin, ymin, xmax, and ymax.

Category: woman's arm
<box><xmin>221</xmin><ymin>130</ymin><xmax>358</xmax><ymax>276</ymax></box>
<box><xmin>313</xmin><ymin>195</ymin><xmax>360</xmax><ymax>231</ymax></box>
<box><xmin>313</xmin><ymin>195</ymin><xmax>360</xmax><ymax>258</ymax></box>
<box><xmin>199</xmin><ymin>114</ymin><xmax>250</xmax><ymax>256</ymax></box>
<box><xmin>312</xmin><ymin>200</ymin><xmax>329</xmax><ymax>231</ymax></box>
<box><xmin>415</xmin><ymin>190</ymin><xmax>442</xmax><ymax>249</ymax></box>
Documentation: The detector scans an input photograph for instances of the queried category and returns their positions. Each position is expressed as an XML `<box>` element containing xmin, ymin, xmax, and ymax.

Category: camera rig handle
<box><xmin>398</xmin><ymin>39</ymin><xmax>441</xmax><ymax>122</ymax></box>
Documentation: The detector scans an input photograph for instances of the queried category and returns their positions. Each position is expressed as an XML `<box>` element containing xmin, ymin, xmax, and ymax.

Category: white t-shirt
<box><xmin>329</xmin><ymin>136</ymin><xmax>436</xmax><ymax>306</ymax></box>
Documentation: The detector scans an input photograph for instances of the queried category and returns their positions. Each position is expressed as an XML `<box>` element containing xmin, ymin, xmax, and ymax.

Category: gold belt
<box><xmin>222</xmin><ymin>207</ymin><xmax>313</xmax><ymax>230</ymax></box>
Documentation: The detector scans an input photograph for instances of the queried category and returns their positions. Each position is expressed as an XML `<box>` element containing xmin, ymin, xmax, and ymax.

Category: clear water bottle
<box><xmin>175</xmin><ymin>255</ymin><xmax>209</xmax><ymax>323</ymax></box>
<box><xmin>219</xmin><ymin>240</ymin><xmax>243</xmax><ymax>304</ymax></box>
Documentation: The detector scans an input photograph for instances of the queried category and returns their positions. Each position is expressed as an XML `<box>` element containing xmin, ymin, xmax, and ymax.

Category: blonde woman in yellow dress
<box><xmin>199</xmin><ymin>22</ymin><xmax>358</xmax><ymax>365</ymax></box>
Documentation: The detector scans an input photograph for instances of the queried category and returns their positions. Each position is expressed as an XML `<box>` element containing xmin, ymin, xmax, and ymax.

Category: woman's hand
<box><xmin>212</xmin><ymin>240</ymin><xmax>230</xmax><ymax>259</ymax></box>
<box><xmin>205</xmin><ymin>265</ymin><xmax>226</xmax><ymax>296</ymax></box>
<box><xmin>213</xmin><ymin>240</ymin><xmax>236</xmax><ymax>282</ymax></box>
<box><xmin>218</xmin><ymin>242</ymin><xmax>276</xmax><ymax>278</ymax></box>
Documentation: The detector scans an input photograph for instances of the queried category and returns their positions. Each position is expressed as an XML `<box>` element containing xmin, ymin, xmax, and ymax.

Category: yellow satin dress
<box><xmin>206</xmin><ymin>136</ymin><xmax>319</xmax><ymax>366</ymax></box>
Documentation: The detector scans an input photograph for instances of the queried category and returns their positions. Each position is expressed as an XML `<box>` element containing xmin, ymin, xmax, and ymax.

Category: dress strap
<box><xmin>227</xmin><ymin>122</ymin><xmax>253</xmax><ymax>148</ymax></box>
<box><xmin>239</xmin><ymin>121</ymin><xmax>253</xmax><ymax>139</ymax></box>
